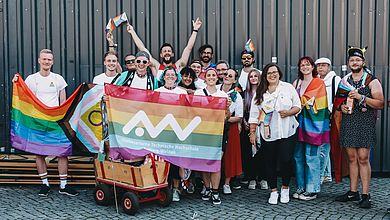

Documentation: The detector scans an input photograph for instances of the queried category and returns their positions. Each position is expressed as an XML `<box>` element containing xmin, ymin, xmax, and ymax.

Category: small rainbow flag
<box><xmin>105</xmin><ymin>12</ymin><xmax>128</xmax><ymax>32</ymax></box>
<box><xmin>11</xmin><ymin>74</ymin><xmax>82</xmax><ymax>156</ymax></box>
<box><xmin>105</xmin><ymin>85</ymin><xmax>227</xmax><ymax>172</ymax></box>
<box><xmin>245</xmin><ymin>39</ymin><xmax>255</xmax><ymax>52</ymax></box>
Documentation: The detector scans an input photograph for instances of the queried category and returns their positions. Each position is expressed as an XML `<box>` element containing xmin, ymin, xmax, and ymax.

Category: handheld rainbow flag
<box><xmin>105</xmin><ymin>18</ymin><xmax>115</xmax><ymax>33</ymax></box>
<box><xmin>245</xmin><ymin>39</ymin><xmax>256</xmax><ymax>52</ymax></box>
<box><xmin>112</xmin><ymin>12</ymin><xmax>128</xmax><ymax>27</ymax></box>
<box><xmin>105</xmin><ymin>85</ymin><xmax>227</xmax><ymax>172</ymax></box>
<box><xmin>11</xmin><ymin>74</ymin><xmax>82</xmax><ymax>156</ymax></box>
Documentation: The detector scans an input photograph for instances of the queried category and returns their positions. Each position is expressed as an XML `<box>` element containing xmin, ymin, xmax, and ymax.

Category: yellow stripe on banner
<box><xmin>109</xmin><ymin>109</ymin><xmax>224</xmax><ymax>135</ymax></box>
<box><xmin>107</xmin><ymin>97</ymin><xmax>226</xmax><ymax>121</ymax></box>
<box><xmin>12</xmin><ymin>96</ymin><xmax>64</xmax><ymax>121</ymax></box>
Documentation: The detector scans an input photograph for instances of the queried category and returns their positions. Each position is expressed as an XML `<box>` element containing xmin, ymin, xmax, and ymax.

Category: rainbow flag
<box><xmin>105</xmin><ymin>18</ymin><xmax>115</xmax><ymax>33</ymax></box>
<box><xmin>11</xmin><ymin>74</ymin><xmax>82</xmax><ymax>156</ymax></box>
<box><xmin>112</xmin><ymin>12</ymin><xmax>128</xmax><ymax>27</ymax></box>
<box><xmin>59</xmin><ymin>84</ymin><xmax>104</xmax><ymax>154</ymax></box>
<box><xmin>297</xmin><ymin>77</ymin><xmax>330</xmax><ymax>146</ymax></box>
<box><xmin>105</xmin><ymin>85</ymin><xmax>227</xmax><ymax>172</ymax></box>
<box><xmin>245</xmin><ymin>39</ymin><xmax>255</xmax><ymax>52</ymax></box>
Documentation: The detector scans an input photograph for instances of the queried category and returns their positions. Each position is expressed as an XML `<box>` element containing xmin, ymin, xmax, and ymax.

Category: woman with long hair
<box><xmin>292</xmin><ymin>56</ymin><xmax>330</xmax><ymax>201</ymax></box>
<box><xmin>178</xmin><ymin>67</ymin><xmax>197</xmax><ymax>94</ymax></box>
<box><xmin>248</xmin><ymin>63</ymin><xmax>301</xmax><ymax>204</ymax></box>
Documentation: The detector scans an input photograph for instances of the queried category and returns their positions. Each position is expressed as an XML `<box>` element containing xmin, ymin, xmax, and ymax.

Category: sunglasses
<box><xmin>241</xmin><ymin>55</ymin><xmax>253</xmax><ymax>60</ymax></box>
<box><xmin>136</xmin><ymin>60</ymin><xmax>148</xmax><ymax>64</ymax></box>
<box><xmin>125</xmin><ymin>60</ymin><xmax>135</xmax><ymax>64</ymax></box>
<box><xmin>224</xmin><ymin>73</ymin><xmax>234</xmax><ymax>78</ymax></box>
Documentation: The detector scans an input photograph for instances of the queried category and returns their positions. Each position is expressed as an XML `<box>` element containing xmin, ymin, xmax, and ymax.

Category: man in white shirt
<box><xmin>315</xmin><ymin>57</ymin><xmax>341</xmax><ymax>184</ymax></box>
<box><xmin>93</xmin><ymin>51</ymin><xmax>119</xmax><ymax>85</ymax></box>
<box><xmin>13</xmin><ymin>49</ymin><xmax>78</xmax><ymax>197</ymax></box>
<box><xmin>237</xmin><ymin>50</ymin><xmax>257</xmax><ymax>90</ymax></box>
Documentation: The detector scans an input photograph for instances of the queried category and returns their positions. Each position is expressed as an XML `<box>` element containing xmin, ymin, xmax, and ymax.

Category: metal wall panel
<box><xmin>1</xmin><ymin>0</ymin><xmax>389</xmax><ymax>172</ymax></box>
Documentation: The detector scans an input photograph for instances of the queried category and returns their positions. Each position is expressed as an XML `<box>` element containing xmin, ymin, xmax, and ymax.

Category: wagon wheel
<box><xmin>121</xmin><ymin>192</ymin><xmax>139</xmax><ymax>215</ymax></box>
<box><xmin>157</xmin><ymin>187</ymin><xmax>173</xmax><ymax>207</ymax></box>
<box><xmin>94</xmin><ymin>183</ymin><xmax>113</xmax><ymax>206</ymax></box>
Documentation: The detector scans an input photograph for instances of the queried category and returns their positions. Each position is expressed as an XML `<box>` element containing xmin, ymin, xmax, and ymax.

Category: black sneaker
<box><xmin>358</xmin><ymin>194</ymin><xmax>371</xmax><ymax>209</ymax></box>
<box><xmin>38</xmin><ymin>184</ymin><xmax>50</xmax><ymax>197</ymax></box>
<box><xmin>211</xmin><ymin>192</ymin><xmax>221</xmax><ymax>205</ymax></box>
<box><xmin>59</xmin><ymin>185</ymin><xmax>79</xmax><ymax>196</ymax></box>
<box><xmin>202</xmin><ymin>189</ymin><xmax>211</xmax><ymax>201</ymax></box>
<box><xmin>335</xmin><ymin>191</ymin><xmax>360</xmax><ymax>202</ymax></box>
<box><xmin>231</xmin><ymin>179</ymin><xmax>241</xmax><ymax>190</ymax></box>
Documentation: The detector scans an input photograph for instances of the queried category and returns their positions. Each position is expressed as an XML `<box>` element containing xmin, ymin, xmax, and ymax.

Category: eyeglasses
<box><xmin>136</xmin><ymin>60</ymin><xmax>148</xmax><ymax>64</ymax></box>
<box><xmin>241</xmin><ymin>55</ymin><xmax>253</xmax><ymax>60</ymax></box>
<box><xmin>125</xmin><ymin>60</ymin><xmax>135</xmax><ymax>64</ymax></box>
<box><xmin>349</xmin><ymin>59</ymin><xmax>364</xmax><ymax>63</ymax></box>
<box><xmin>216</xmin><ymin>68</ymin><xmax>228</xmax><ymax>72</ymax></box>
<box><xmin>267</xmin><ymin>71</ymin><xmax>279</xmax><ymax>76</ymax></box>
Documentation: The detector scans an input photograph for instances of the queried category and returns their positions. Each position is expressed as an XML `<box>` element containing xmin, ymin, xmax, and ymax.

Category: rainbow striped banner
<box><xmin>105</xmin><ymin>85</ymin><xmax>227</xmax><ymax>172</ymax></box>
<box><xmin>11</xmin><ymin>74</ymin><xmax>81</xmax><ymax>156</ymax></box>
<box><xmin>298</xmin><ymin>77</ymin><xmax>330</xmax><ymax>146</ymax></box>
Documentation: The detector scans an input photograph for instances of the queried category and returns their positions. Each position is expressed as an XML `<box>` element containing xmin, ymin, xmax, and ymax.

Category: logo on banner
<box><xmin>122</xmin><ymin>110</ymin><xmax>202</xmax><ymax>141</ymax></box>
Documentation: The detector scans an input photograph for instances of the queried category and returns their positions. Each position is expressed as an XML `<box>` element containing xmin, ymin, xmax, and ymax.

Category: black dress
<box><xmin>340</xmin><ymin>74</ymin><xmax>377</xmax><ymax>148</ymax></box>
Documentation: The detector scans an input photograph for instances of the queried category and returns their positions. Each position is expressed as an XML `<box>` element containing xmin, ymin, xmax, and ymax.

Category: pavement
<box><xmin>0</xmin><ymin>178</ymin><xmax>389</xmax><ymax>219</ymax></box>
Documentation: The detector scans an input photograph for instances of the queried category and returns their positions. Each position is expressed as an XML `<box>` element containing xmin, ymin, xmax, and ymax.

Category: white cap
<box><xmin>315</xmin><ymin>57</ymin><xmax>331</xmax><ymax>65</ymax></box>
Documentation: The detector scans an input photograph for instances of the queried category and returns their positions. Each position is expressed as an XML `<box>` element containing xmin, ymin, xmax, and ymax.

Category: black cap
<box><xmin>348</xmin><ymin>46</ymin><xmax>367</xmax><ymax>60</ymax></box>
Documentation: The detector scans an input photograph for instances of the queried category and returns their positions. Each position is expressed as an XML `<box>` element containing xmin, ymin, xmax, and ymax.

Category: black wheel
<box><xmin>157</xmin><ymin>187</ymin><xmax>173</xmax><ymax>207</ymax></box>
<box><xmin>94</xmin><ymin>183</ymin><xmax>113</xmax><ymax>206</ymax></box>
<box><xmin>121</xmin><ymin>192</ymin><xmax>139</xmax><ymax>215</ymax></box>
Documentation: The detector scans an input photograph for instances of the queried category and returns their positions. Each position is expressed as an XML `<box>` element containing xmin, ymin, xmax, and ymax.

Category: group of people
<box><xmin>13</xmin><ymin>18</ymin><xmax>384</xmax><ymax>210</ymax></box>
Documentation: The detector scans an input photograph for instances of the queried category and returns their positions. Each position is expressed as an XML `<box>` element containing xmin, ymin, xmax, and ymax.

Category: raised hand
<box><xmin>192</xmin><ymin>17</ymin><xmax>202</xmax><ymax>31</ymax></box>
<box><xmin>106</xmin><ymin>32</ymin><xmax>114</xmax><ymax>44</ymax></box>
<box><xmin>126</xmin><ymin>24</ymin><xmax>134</xmax><ymax>34</ymax></box>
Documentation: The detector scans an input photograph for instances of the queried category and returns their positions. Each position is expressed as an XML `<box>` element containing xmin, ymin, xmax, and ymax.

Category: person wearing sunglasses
<box><xmin>93</xmin><ymin>51</ymin><xmax>119</xmax><ymax>85</ymax></box>
<box><xmin>112</xmin><ymin>51</ymin><xmax>157</xmax><ymax>90</ymax></box>
<box><xmin>216</xmin><ymin>69</ymin><xmax>243</xmax><ymax>195</ymax></box>
<box><xmin>238</xmin><ymin>50</ymin><xmax>257</xmax><ymax>91</ymax></box>
<box><xmin>123</xmin><ymin>54</ymin><xmax>136</xmax><ymax>71</ymax></box>
<box><xmin>126</xmin><ymin>18</ymin><xmax>202</xmax><ymax>81</ymax></box>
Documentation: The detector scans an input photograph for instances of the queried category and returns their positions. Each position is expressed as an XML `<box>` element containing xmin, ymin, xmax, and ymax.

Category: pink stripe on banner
<box><xmin>76</xmin><ymin>122</ymin><xmax>100</xmax><ymax>153</ymax></box>
<box><xmin>298</xmin><ymin>128</ymin><xmax>330</xmax><ymax>146</ymax></box>
<box><xmin>110</xmin><ymin>148</ymin><xmax>221</xmax><ymax>172</ymax></box>
<box><xmin>11</xmin><ymin>134</ymin><xmax>72</xmax><ymax>156</ymax></box>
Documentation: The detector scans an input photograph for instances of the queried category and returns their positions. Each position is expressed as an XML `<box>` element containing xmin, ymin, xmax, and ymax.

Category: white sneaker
<box><xmin>280</xmin><ymin>187</ymin><xmax>290</xmax><ymax>203</ymax></box>
<box><xmin>268</xmin><ymin>191</ymin><xmax>279</xmax><ymax>205</ymax></box>
<box><xmin>223</xmin><ymin>184</ymin><xmax>232</xmax><ymax>195</ymax></box>
<box><xmin>259</xmin><ymin>180</ymin><xmax>268</xmax><ymax>190</ymax></box>
<box><xmin>248</xmin><ymin>180</ymin><xmax>256</xmax><ymax>190</ymax></box>
<box><xmin>172</xmin><ymin>188</ymin><xmax>180</xmax><ymax>202</ymax></box>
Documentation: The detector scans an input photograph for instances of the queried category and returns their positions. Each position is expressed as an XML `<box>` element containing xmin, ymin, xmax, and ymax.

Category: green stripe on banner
<box><xmin>11</xmin><ymin>109</ymin><xmax>64</xmax><ymax>133</ymax></box>
<box><xmin>108</xmin><ymin>121</ymin><xmax>223</xmax><ymax>148</ymax></box>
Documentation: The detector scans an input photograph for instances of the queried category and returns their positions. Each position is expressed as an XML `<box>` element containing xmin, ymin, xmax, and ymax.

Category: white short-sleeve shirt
<box><xmin>130</xmin><ymin>74</ymin><xmax>148</xmax><ymax>89</ymax></box>
<box><xmin>25</xmin><ymin>72</ymin><xmax>67</xmax><ymax>107</ymax></box>
<box><xmin>194</xmin><ymin>87</ymin><xmax>228</xmax><ymax>98</ymax></box>
<box><xmin>155</xmin><ymin>86</ymin><xmax>187</xmax><ymax>94</ymax></box>
<box><xmin>248</xmin><ymin>81</ymin><xmax>301</xmax><ymax>141</ymax></box>
<box><xmin>93</xmin><ymin>72</ymin><xmax>118</xmax><ymax>85</ymax></box>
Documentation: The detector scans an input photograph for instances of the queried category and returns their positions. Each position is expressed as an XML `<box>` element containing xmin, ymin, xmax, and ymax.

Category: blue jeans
<box><xmin>319</xmin><ymin>143</ymin><xmax>332</xmax><ymax>178</ymax></box>
<box><xmin>294</xmin><ymin>142</ymin><xmax>321</xmax><ymax>193</ymax></box>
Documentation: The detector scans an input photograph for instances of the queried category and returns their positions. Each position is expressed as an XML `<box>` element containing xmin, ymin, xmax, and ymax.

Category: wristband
<box><xmin>192</xmin><ymin>29</ymin><xmax>198</xmax><ymax>33</ymax></box>
<box><xmin>109</xmin><ymin>44</ymin><xmax>118</xmax><ymax>48</ymax></box>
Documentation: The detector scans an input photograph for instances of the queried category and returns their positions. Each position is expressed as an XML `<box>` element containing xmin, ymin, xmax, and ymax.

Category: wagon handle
<box><xmin>149</xmin><ymin>153</ymin><xmax>170</xmax><ymax>184</ymax></box>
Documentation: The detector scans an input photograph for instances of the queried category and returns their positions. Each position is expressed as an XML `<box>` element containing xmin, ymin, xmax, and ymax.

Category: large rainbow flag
<box><xmin>298</xmin><ymin>77</ymin><xmax>330</xmax><ymax>146</ymax></box>
<box><xmin>105</xmin><ymin>84</ymin><xmax>227</xmax><ymax>172</ymax></box>
<box><xmin>11</xmin><ymin>74</ymin><xmax>82</xmax><ymax>156</ymax></box>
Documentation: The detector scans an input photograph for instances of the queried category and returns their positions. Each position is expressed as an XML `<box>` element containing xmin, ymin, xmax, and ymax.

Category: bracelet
<box><xmin>192</xmin><ymin>29</ymin><xmax>198</xmax><ymax>32</ymax></box>
<box><xmin>109</xmin><ymin>44</ymin><xmax>118</xmax><ymax>48</ymax></box>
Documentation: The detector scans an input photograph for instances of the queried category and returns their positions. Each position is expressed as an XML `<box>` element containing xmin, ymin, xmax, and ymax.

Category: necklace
<box><xmin>164</xmin><ymin>85</ymin><xmax>176</xmax><ymax>90</ymax></box>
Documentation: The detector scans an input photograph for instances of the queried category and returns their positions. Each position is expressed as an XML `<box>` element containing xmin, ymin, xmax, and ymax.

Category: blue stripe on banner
<box><xmin>11</xmin><ymin>121</ymin><xmax>71</xmax><ymax>146</ymax></box>
<box><xmin>109</xmin><ymin>134</ymin><xmax>222</xmax><ymax>160</ymax></box>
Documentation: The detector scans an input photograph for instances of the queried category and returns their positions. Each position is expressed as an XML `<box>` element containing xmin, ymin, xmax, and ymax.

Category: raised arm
<box><xmin>106</xmin><ymin>32</ymin><xmax>123</xmax><ymax>73</ymax></box>
<box><xmin>175</xmin><ymin>18</ymin><xmax>202</xmax><ymax>69</ymax></box>
<box><xmin>126</xmin><ymin>24</ymin><xmax>159</xmax><ymax>69</ymax></box>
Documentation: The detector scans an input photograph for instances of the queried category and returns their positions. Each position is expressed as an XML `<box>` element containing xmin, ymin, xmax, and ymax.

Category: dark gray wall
<box><xmin>1</xmin><ymin>0</ymin><xmax>389</xmax><ymax>172</ymax></box>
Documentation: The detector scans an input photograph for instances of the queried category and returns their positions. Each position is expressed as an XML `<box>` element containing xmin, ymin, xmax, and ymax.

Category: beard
<box><xmin>243</xmin><ymin>62</ymin><xmax>253</xmax><ymax>67</ymax></box>
<box><xmin>201</xmin><ymin>56</ymin><xmax>211</xmax><ymax>63</ymax></box>
<box><xmin>162</xmin><ymin>56</ymin><xmax>173</xmax><ymax>64</ymax></box>
<box><xmin>351</xmin><ymin>66</ymin><xmax>363</xmax><ymax>73</ymax></box>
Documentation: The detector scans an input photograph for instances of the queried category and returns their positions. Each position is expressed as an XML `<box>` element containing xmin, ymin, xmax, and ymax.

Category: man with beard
<box><xmin>93</xmin><ymin>51</ymin><xmax>120</xmax><ymax>85</ymax></box>
<box><xmin>216</xmin><ymin>60</ymin><xmax>230</xmax><ymax>85</ymax></box>
<box><xmin>237</xmin><ymin>50</ymin><xmax>256</xmax><ymax>91</ymax></box>
<box><xmin>198</xmin><ymin>44</ymin><xmax>216</xmax><ymax>79</ymax></box>
<box><xmin>126</xmin><ymin>18</ymin><xmax>202</xmax><ymax>81</ymax></box>
<box><xmin>334</xmin><ymin>47</ymin><xmax>384</xmax><ymax>209</ymax></box>
<box><xmin>112</xmin><ymin>51</ymin><xmax>157</xmax><ymax>90</ymax></box>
